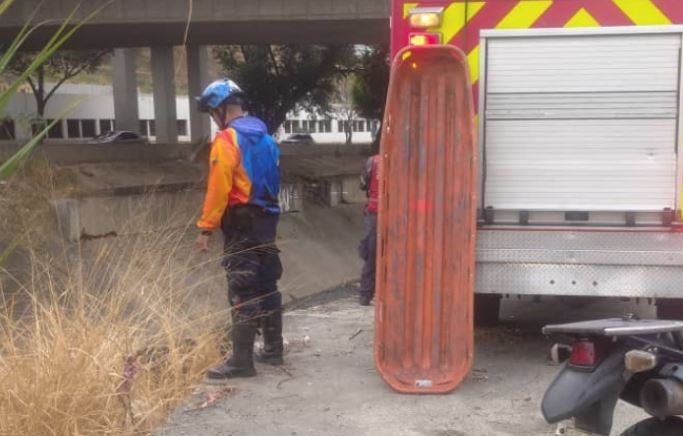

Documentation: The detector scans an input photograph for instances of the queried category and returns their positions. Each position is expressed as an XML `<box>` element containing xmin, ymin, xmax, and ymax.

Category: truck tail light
<box><xmin>408</xmin><ymin>7</ymin><xmax>444</xmax><ymax>28</ymax></box>
<box><xmin>409</xmin><ymin>33</ymin><xmax>442</xmax><ymax>47</ymax></box>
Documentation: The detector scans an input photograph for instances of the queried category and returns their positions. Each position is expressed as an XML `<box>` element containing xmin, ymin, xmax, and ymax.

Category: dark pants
<box><xmin>359</xmin><ymin>213</ymin><xmax>377</xmax><ymax>299</ymax></box>
<box><xmin>221</xmin><ymin>206</ymin><xmax>283</xmax><ymax>318</ymax></box>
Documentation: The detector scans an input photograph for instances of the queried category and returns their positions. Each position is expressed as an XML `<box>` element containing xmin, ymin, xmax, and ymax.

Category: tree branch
<box><xmin>25</xmin><ymin>75</ymin><xmax>38</xmax><ymax>98</ymax></box>
<box><xmin>268</xmin><ymin>45</ymin><xmax>281</xmax><ymax>78</ymax></box>
<box><xmin>239</xmin><ymin>46</ymin><xmax>249</xmax><ymax>64</ymax></box>
<box><xmin>43</xmin><ymin>50</ymin><xmax>112</xmax><ymax>111</ymax></box>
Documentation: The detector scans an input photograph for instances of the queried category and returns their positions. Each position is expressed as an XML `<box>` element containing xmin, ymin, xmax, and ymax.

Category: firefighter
<box><xmin>195</xmin><ymin>79</ymin><xmax>284</xmax><ymax>379</ymax></box>
<box><xmin>358</xmin><ymin>133</ymin><xmax>380</xmax><ymax>306</ymax></box>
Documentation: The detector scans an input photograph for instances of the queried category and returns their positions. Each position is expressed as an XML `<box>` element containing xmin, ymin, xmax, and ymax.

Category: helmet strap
<box><xmin>211</xmin><ymin>106</ymin><xmax>229</xmax><ymax>130</ymax></box>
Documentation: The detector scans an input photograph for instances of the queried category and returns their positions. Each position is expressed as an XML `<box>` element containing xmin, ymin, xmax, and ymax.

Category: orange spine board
<box><xmin>375</xmin><ymin>46</ymin><xmax>477</xmax><ymax>394</ymax></box>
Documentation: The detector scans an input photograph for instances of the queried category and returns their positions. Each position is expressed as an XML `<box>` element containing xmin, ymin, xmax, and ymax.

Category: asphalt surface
<box><xmin>162</xmin><ymin>285</ymin><xmax>654</xmax><ymax>436</ymax></box>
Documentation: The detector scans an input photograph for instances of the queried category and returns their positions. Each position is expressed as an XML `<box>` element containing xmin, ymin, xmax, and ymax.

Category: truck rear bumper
<box><xmin>477</xmin><ymin>228</ymin><xmax>683</xmax><ymax>298</ymax></box>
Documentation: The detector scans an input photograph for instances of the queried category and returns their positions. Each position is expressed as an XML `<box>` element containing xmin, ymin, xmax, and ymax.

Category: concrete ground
<box><xmin>162</xmin><ymin>288</ymin><xmax>654</xmax><ymax>436</ymax></box>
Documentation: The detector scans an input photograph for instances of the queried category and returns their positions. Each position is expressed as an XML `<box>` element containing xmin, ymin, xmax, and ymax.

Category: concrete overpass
<box><xmin>3</xmin><ymin>0</ymin><xmax>391</xmax><ymax>145</ymax></box>
<box><xmin>1</xmin><ymin>0</ymin><xmax>390</xmax><ymax>49</ymax></box>
<box><xmin>0</xmin><ymin>0</ymin><xmax>390</xmax><ymax>143</ymax></box>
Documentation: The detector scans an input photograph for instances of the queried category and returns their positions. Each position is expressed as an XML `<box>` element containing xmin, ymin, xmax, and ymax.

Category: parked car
<box><xmin>94</xmin><ymin>131</ymin><xmax>147</xmax><ymax>144</ymax></box>
<box><xmin>281</xmin><ymin>133</ymin><xmax>315</xmax><ymax>145</ymax></box>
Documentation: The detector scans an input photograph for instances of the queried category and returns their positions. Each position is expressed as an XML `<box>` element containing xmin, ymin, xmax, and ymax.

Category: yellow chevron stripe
<box><xmin>468</xmin><ymin>45</ymin><xmax>480</xmax><ymax>84</ymax></box>
<box><xmin>495</xmin><ymin>0</ymin><xmax>553</xmax><ymax>29</ymax></box>
<box><xmin>438</xmin><ymin>2</ymin><xmax>486</xmax><ymax>43</ymax></box>
<box><xmin>613</xmin><ymin>0</ymin><xmax>671</xmax><ymax>25</ymax></box>
<box><xmin>403</xmin><ymin>2</ymin><xmax>419</xmax><ymax>19</ymax></box>
<box><xmin>565</xmin><ymin>8</ymin><xmax>600</xmax><ymax>28</ymax></box>
<box><xmin>467</xmin><ymin>0</ymin><xmax>552</xmax><ymax>85</ymax></box>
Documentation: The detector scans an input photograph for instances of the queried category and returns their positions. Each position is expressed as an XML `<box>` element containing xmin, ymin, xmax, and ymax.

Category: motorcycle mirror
<box><xmin>625</xmin><ymin>350</ymin><xmax>658</xmax><ymax>373</ymax></box>
<box><xmin>550</xmin><ymin>343</ymin><xmax>573</xmax><ymax>365</ymax></box>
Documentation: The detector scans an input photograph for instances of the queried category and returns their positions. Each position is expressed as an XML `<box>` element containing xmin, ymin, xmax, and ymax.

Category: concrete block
<box><xmin>317</xmin><ymin>180</ymin><xmax>343</xmax><ymax>207</ymax></box>
<box><xmin>280</xmin><ymin>183</ymin><xmax>304</xmax><ymax>213</ymax></box>
<box><xmin>341</xmin><ymin>176</ymin><xmax>366</xmax><ymax>204</ymax></box>
<box><xmin>77</xmin><ymin>191</ymin><xmax>203</xmax><ymax>238</ymax></box>
<box><xmin>52</xmin><ymin>199</ymin><xmax>80</xmax><ymax>242</ymax></box>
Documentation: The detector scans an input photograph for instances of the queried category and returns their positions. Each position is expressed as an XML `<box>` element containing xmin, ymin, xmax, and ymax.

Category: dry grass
<box><xmin>0</xmin><ymin>153</ymin><xmax>74</xmax><ymax>250</ymax></box>
<box><xmin>0</xmin><ymin>165</ymin><xmax>228</xmax><ymax>435</ymax></box>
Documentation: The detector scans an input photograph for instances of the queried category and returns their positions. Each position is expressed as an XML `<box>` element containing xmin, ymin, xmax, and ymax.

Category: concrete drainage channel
<box><xmin>41</xmin><ymin>141</ymin><xmax>372</xmax><ymax>301</ymax></box>
<box><xmin>51</xmin><ymin>176</ymin><xmax>365</xmax><ymax>242</ymax></box>
<box><xmin>51</xmin><ymin>172</ymin><xmax>368</xmax><ymax>302</ymax></box>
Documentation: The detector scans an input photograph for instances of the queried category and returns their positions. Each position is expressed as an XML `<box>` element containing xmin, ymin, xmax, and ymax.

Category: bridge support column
<box><xmin>187</xmin><ymin>45</ymin><xmax>211</xmax><ymax>144</ymax></box>
<box><xmin>112</xmin><ymin>48</ymin><xmax>140</xmax><ymax>133</ymax></box>
<box><xmin>151</xmin><ymin>46</ymin><xmax>178</xmax><ymax>143</ymax></box>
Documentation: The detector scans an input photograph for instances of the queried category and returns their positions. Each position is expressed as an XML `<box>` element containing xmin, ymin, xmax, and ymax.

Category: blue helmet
<box><xmin>196</xmin><ymin>79</ymin><xmax>245</xmax><ymax>113</ymax></box>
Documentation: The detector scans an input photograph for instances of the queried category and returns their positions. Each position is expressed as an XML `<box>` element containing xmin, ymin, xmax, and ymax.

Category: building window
<box><xmin>291</xmin><ymin>120</ymin><xmax>300</xmax><ymax>133</ymax></box>
<box><xmin>319</xmin><ymin>120</ymin><xmax>332</xmax><ymax>133</ymax></box>
<box><xmin>338</xmin><ymin>120</ymin><xmax>353</xmax><ymax>133</ymax></box>
<box><xmin>47</xmin><ymin>119</ymin><xmax>63</xmax><ymax>139</ymax></box>
<box><xmin>359</xmin><ymin>121</ymin><xmax>365</xmax><ymax>132</ymax></box>
<box><xmin>67</xmin><ymin>119</ymin><xmax>80</xmax><ymax>138</ymax></box>
<box><xmin>0</xmin><ymin>119</ymin><xmax>14</xmax><ymax>140</ymax></box>
<box><xmin>81</xmin><ymin>119</ymin><xmax>96</xmax><ymax>138</ymax></box>
<box><xmin>148</xmin><ymin>120</ymin><xmax>156</xmax><ymax>136</ymax></box>
<box><xmin>307</xmin><ymin>120</ymin><xmax>317</xmax><ymax>133</ymax></box>
<box><xmin>99</xmin><ymin>119</ymin><xmax>113</xmax><ymax>134</ymax></box>
<box><xmin>284</xmin><ymin>120</ymin><xmax>292</xmax><ymax>134</ymax></box>
<box><xmin>177</xmin><ymin>120</ymin><xmax>188</xmax><ymax>136</ymax></box>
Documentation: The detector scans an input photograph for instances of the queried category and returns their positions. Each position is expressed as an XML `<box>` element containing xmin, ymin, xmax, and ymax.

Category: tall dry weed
<box><xmin>0</xmin><ymin>189</ymin><xmax>228</xmax><ymax>435</ymax></box>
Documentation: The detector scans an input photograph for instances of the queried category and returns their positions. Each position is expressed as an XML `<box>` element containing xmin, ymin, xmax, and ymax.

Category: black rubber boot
<box><xmin>207</xmin><ymin>316</ymin><xmax>257</xmax><ymax>379</ymax></box>
<box><xmin>255</xmin><ymin>310</ymin><xmax>284</xmax><ymax>366</ymax></box>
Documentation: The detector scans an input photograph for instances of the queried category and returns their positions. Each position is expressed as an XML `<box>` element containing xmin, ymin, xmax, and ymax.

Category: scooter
<box><xmin>541</xmin><ymin>316</ymin><xmax>683</xmax><ymax>435</ymax></box>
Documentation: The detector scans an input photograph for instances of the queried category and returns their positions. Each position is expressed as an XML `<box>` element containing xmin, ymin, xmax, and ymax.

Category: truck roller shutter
<box><xmin>482</xmin><ymin>30</ymin><xmax>681</xmax><ymax>212</ymax></box>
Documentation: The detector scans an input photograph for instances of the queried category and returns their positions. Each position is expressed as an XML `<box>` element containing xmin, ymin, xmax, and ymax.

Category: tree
<box><xmin>6</xmin><ymin>49</ymin><xmax>111</xmax><ymax>117</ymax></box>
<box><xmin>336</xmin><ymin>76</ymin><xmax>357</xmax><ymax>144</ymax></box>
<box><xmin>352</xmin><ymin>45</ymin><xmax>390</xmax><ymax>124</ymax></box>
<box><xmin>213</xmin><ymin>45</ymin><xmax>354</xmax><ymax>134</ymax></box>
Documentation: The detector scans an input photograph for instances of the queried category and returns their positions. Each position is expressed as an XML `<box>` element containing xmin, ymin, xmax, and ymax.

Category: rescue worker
<box><xmin>358</xmin><ymin>134</ymin><xmax>380</xmax><ymax>306</ymax></box>
<box><xmin>195</xmin><ymin>79</ymin><xmax>284</xmax><ymax>379</ymax></box>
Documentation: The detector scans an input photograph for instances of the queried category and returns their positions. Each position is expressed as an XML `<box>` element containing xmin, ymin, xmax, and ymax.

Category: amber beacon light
<box><xmin>408</xmin><ymin>7</ymin><xmax>444</xmax><ymax>28</ymax></box>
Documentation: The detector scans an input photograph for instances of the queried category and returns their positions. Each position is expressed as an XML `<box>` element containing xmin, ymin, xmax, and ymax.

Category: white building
<box><xmin>1</xmin><ymin>83</ymin><xmax>377</xmax><ymax>144</ymax></box>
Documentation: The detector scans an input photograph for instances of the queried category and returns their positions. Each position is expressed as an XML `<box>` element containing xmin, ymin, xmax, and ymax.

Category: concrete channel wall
<box><xmin>34</xmin><ymin>142</ymin><xmax>369</xmax><ymax>299</ymax></box>
<box><xmin>51</xmin><ymin>186</ymin><xmax>365</xmax><ymax>303</ymax></box>
<box><xmin>0</xmin><ymin>141</ymin><xmax>371</xmax><ymax>164</ymax></box>
<box><xmin>52</xmin><ymin>177</ymin><xmax>366</xmax><ymax>242</ymax></box>
<box><xmin>52</xmin><ymin>185</ymin><xmax>307</xmax><ymax>242</ymax></box>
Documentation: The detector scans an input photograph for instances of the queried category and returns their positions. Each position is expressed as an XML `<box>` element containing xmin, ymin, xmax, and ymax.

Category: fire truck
<box><xmin>390</xmin><ymin>0</ymin><xmax>683</xmax><ymax>323</ymax></box>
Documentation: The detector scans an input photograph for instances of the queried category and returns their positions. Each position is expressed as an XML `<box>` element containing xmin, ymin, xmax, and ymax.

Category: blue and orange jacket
<box><xmin>197</xmin><ymin>116</ymin><xmax>280</xmax><ymax>231</ymax></box>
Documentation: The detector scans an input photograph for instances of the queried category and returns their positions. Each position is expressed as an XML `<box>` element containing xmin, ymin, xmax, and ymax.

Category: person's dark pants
<box><xmin>221</xmin><ymin>206</ymin><xmax>283</xmax><ymax>318</ymax></box>
<box><xmin>359</xmin><ymin>212</ymin><xmax>377</xmax><ymax>300</ymax></box>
